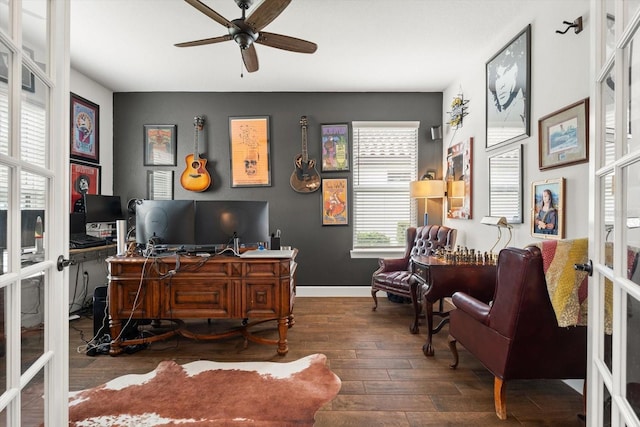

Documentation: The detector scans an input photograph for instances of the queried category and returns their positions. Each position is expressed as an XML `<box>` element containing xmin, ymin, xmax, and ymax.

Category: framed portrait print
<box><xmin>446</xmin><ymin>137</ymin><xmax>473</xmax><ymax>220</ymax></box>
<box><xmin>321</xmin><ymin>123</ymin><xmax>349</xmax><ymax>171</ymax></box>
<box><xmin>70</xmin><ymin>161</ymin><xmax>101</xmax><ymax>213</ymax></box>
<box><xmin>486</xmin><ymin>24</ymin><xmax>531</xmax><ymax>149</ymax></box>
<box><xmin>322</xmin><ymin>178</ymin><xmax>348</xmax><ymax>225</ymax></box>
<box><xmin>531</xmin><ymin>178</ymin><xmax>565</xmax><ymax>239</ymax></box>
<box><xmin>70</xmin><ymin>93</ymin><xmax>100</xmax><ymax>164</ymax></box>
<box><xmin>143</xmin><ymin>124</ymin><xmax>177</xmax><ymax>166</ymax></box>
<box><xmin>538</xmin><ymin>98</ymin><xmax>589</xmax><ymax>170</ymax></box>
<box><xmin>229</xmin><ymin>116</ymin><xmax>271</xmax><ymax>187</ymax></box>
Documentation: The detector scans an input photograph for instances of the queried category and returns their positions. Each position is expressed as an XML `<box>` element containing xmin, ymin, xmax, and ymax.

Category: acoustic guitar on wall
<box><xmin>290</xmin><ymin>116</ymin><xmax>320</xmax><ymax>193</ymax></box>
<box><xmin>180</xmin><ymin>116</ymin><xmax>211</xmax><ymax>192</ymax></box>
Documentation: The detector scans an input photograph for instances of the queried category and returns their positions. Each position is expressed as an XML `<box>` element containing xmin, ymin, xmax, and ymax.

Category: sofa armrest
<box><xmin>376</xmin><ymin>257</ymin><xmax>408</xmax><ymax>273</ymax></box>
<box><xmin>452</xmin><ymin>292</ymin><xmax>490</xmax><ymax>325</ymax></box>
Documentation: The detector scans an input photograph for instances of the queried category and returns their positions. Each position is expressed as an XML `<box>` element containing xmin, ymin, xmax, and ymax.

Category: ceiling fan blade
<box><xmin>256</xmin><ymin>32</ymin><xmax>317</xmax><ymax>54</ymax></box>
<box><xmin>184</xmin><ymin>0</ymin><xmax>238</xmax><ymax>30</ymax></box>
<box><xmin>241</xmin><ymin>45</ymin><xmax>259</xmax><ymax>73</ymax></box>
<box><xmin>245</xmin><ymin>0</ymin><xmax>291</xmax><ymax>31</ymax></box>
<box><xmin>175</xmin><ymin>34</ymin><xmax>233</xmax><ymax>48</ymax></box>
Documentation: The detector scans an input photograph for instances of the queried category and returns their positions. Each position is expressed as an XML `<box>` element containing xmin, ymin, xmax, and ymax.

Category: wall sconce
<box><xmin>481</xmin><ymin>216</ymin><xmax>513</xmax><ymax>253</ymax></box>
<box><xmin>430</xmin><ymin>125</ymin><xmax>442</xmax><ymax>141</ymax></box>
<box><xmin>410</xmin><ymin>179</ymin><xmax>445</xmax><ymax>225</ymax></box>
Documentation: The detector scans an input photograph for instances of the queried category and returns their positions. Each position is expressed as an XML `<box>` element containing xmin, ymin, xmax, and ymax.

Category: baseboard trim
<box><xmin>296</xmin><ymin>286</ymin><xmax>376</xmax><ymax>297</ymax></box>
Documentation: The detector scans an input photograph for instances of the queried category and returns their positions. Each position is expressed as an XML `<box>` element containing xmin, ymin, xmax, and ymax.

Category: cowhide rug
<box><xmin>68</xmin><ymin>353</ymin><xmax>341</xmax><ymax>426</ymax></box>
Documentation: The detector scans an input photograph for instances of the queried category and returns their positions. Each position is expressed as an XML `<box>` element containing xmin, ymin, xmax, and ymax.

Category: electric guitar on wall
<box><xmin>180</xmin><ymin>116</ymin><xmax>211</xmax><ymax>192</ymax></box>
<box><xmin>290</xmin><ymin>116</ymin><xmax>320</xmax><ymax>193</ymax></box>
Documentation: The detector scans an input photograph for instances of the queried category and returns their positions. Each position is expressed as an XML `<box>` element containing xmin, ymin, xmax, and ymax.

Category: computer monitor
<box><xmin>195</xmin><ymin>200</ymin><xmax>269</xmax><ymax>246</ymax></box>
<box><xmin>84</xmin><ymin>194</ymin><xmax>125</xmax><ymax>223</ymax></box>
<box><xmin>135</xmin><ymin>200</ymin><xmax>196</xmax><ymax>246</ymax></box>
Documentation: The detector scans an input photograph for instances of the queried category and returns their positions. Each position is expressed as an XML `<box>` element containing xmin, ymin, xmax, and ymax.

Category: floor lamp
<box><xmin>410</xmin><ymin>180</ymin><xmax>445</xmax><ymax>225</ymax></box>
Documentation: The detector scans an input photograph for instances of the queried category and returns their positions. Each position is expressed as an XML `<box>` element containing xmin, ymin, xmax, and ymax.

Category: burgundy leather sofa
<box><xmin>371</xmin><ymin>224</ymin><xmax>456</xmax><ymax>333</ymax></box>
<box><xmin>447</xmin><ymin>246</ymin><xmax>587</xmax><ymax>420</ymax></box>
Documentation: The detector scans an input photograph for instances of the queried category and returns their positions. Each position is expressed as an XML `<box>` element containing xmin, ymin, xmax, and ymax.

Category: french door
<box><xmin>589</xmin><ymin>0</ymin><xmax>640</xmax><ymax>426</ymax></box>
<box><xmin>0</xmin><ymin>1</ymin><xmax>69</xmax><ymax>425</ymax></box>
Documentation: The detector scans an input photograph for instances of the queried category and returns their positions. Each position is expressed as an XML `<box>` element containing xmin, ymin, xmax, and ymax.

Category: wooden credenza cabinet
<box><xmin>106</xmin><ymin>250</ymin><xmax>297</xmax><ymax>356</ymax></box>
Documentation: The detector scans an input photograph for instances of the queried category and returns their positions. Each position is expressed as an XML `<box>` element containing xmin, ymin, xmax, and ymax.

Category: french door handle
<box><xmin>574</xmin><ymin>260</ymin><xmax>593</xmax><ymax>276</ymax></box>
<box><xmin>57</xmin><ymin>255</ymin><xmax>76</xmax><ymax>271</ymax></box>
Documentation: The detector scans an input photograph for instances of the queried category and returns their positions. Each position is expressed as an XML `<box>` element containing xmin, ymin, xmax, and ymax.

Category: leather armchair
<box><xmin>448</xmin><ymin>246</ymin><xmax>587</xmax><ymax>420</ymax></box>
<box><xmin>371</xmin><ymin>224</ymin><xmax>456</xmax><ymax>333</ymax></box>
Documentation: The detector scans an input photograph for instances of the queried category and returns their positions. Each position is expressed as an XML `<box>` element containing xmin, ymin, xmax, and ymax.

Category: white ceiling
<box><xmin>69</xmin><ymin>0</ymin><xmax>546</xmax><ymax>93</ymax></box>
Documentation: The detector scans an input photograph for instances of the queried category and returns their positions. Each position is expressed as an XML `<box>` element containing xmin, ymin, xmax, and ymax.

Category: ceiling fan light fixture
<box><xmin>234</xmin><ymin>32</ymin><xmax>256</xmax><ymax>49</ymax></box>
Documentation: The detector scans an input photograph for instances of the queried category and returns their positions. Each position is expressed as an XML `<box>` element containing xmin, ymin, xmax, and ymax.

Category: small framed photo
<box><xmin>486</xmin><ymin>25</ymin><xmax>531</xmax><ymax>149</ymax></box>
<box><xmin>531</xmin><ymin>177</ymin><xmax>565</xmax><ymax>239</ymax></box>
<box><xmin>321</xmin><ymin>123</ymin><xmax>349</xmax><ymax>171</ymax></box>
<box><xmin>70</xmin><ymin>161</ymin><xmax>101</xmax><ymax>213</ymax></box>
<box><xmin>143</xmin><ymin>124</ymin><xmax>177</xmax><ymax>166</ymax></box>
<box><xmin>538</xmin><ymin>98</ymin><xmax>589</xmax><ymax>170</ymax></box>
<box><xmin>229</xmin><ymin>116</ymin><xmax>271</xmax><ymax>187</ymax></box>
<box><xmin>322</xmin><ymin>178</ymin><xmax>348</xmax><ymax>225</ymax></box>
<box><xmin>70</xmin><ymin>93</ymin><xmax>100</xmax><ymax>164</ymax></box>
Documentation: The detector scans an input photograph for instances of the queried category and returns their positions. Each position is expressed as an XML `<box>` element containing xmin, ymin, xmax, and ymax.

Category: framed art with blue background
<box><xmin>538</xmin><ymin>98</ymin><xmax>589</xmax><ymax>170</ymax></box>
<box><xmin>70</xmin><ymin>93</ymin><xmax>100</xmax><ymax>164</ymax></box>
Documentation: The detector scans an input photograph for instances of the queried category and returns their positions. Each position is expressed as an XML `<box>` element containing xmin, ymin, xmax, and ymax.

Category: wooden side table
<box><xmin>411</xmin><ymin>255</ymin><xmax>497</xmax><ymax>356</ymax></box>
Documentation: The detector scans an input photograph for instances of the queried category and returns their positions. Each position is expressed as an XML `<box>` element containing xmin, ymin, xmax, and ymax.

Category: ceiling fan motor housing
<box><xmin>229</xmin><ymin>19</ymin><xmax>258</xmax><ymax>49</ymax></box>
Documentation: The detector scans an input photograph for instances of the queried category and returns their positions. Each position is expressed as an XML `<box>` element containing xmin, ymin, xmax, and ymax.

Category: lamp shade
<box><xmin>449</xmin><ymin>181</ymin><xmax>465</xmax><ymax>198</ymax></box>
<box><xmin>410</xmin><ymin>180</ymin><xmax>445</xmax><ymax>198</ymax></box>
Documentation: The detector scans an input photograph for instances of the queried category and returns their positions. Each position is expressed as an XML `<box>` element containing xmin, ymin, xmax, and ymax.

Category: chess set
<box><xmin>433</xmin><ymin>245</ymin><xmax>499</xmax><ymax>265</ymax></box>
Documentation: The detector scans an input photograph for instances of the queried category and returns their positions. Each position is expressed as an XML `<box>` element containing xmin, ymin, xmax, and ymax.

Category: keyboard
<box><xmin>70</xmin><ymin>234</ymin><xmax>107</xmax><ymax>249</ymax></box>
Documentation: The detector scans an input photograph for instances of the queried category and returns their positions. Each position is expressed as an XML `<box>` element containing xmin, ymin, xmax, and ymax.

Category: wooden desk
<box><xmin>411</xmin><ymin>255</ymin><xmax>496</xmax><ymax>357</ymax></box>
<box><xmin>106</xmin><ymin>250</ymin><xmax>297</xmax><ymax>356</ymax></box>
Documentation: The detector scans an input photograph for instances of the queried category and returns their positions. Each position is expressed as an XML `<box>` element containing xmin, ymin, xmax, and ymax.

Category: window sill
<box><xmin>350</xmin><ymin>248</ymin><xmax>404</xmax><ymax>259</ymax></box>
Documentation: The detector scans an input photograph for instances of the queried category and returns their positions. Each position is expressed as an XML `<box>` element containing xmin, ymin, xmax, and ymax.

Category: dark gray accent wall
<box><xmin>113</xmin><ymin>92</ymin><xmax>442</xmax><ymax>287</ymax></box>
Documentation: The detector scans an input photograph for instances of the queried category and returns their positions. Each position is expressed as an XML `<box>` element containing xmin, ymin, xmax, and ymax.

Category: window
<box><xmin>352</xmin><ymin>121</ymin><xmax>418</xmax><ymax>249</ymax></box>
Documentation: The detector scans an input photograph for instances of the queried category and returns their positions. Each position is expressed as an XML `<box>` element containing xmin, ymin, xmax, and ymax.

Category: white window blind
<box><xmin>352</xmin><ymin>121</ymin><xmax>418</xmax><ymax>248</ymax></box>
<box><xmin>0</xmin><ymin>89</ymin><xmax>47</xmax><ymax>210</ymax></box>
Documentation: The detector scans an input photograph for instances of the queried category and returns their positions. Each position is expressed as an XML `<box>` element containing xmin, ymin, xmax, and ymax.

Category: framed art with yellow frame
<box><xmin>531</xmin><ymin>177</ymin><xmax>565</xmax><ymax>239</ymax></box>
<box><xmin>322</xmin><ymin>178</ymin><xmax>348</xmax><ymax>225</ymax></box>
<box><xmin>229</xmin><ymin>116</ymin><xmax>271</xmax><ymax>187</ymax></box>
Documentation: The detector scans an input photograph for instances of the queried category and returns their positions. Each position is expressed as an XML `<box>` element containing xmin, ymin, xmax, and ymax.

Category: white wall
<box><xmin>70</xmin><ymin>68</ymin><xmax>114</xmax><ymax>195</ymax></box>
<box><xmin>68</xmin><ymin>69</ymin><xmax>114</xmax><ymax>311</ymax></box>
<box><xmin>441</xmin><ymin>0</ymin><xmax>590</xmax><ymax>251</ymax></box>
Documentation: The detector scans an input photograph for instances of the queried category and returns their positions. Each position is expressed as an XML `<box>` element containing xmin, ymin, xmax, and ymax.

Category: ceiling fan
<box><xmin>175</xmin><ymin>0</ymin><xmax>317</xmax><ymax>73</ymax></box>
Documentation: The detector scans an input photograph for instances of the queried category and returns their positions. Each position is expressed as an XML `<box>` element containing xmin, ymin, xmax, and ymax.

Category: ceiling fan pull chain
<box><xmin>240</xmin><ymin>56</ymin><xmax>244</xmax><ymax>78</ymax></box>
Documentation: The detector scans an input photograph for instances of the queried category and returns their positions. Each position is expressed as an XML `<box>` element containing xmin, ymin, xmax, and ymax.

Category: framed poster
<box><xmin>143</xmin><ymin>124</ymin><xmax>177</xmax><ymax>166</ymax></box>
<box><xmin>70</xmin><ymin>93</ymin><xmax>100</xmax><ymax>163</ymax></box>
<box><xmin>322</xmin><ymin>178</ymin><xmax>348</xmax><ymax>225</ymax></box>
<box><xmin>531</xmin><ymin>177</ymin><xmax>565</xmax><ymax>239</ymax></box>
<box><xmin>446</xmin><ymin>137</ymin><xmax>473</xmax><ymax>220</ymax></box>
<box><xmin>538</xmin><ymin>98</ymin><xmax>589</xmax><ymax>170</ymax></box>
<box><xmin>486</xmin><ymin>24</ymin><xmax>531</xmax><ymax>149</ymax></box>
<box><xmin>229</xmin><ymin>116</ymin><xmax>271</xmax><ymax>187</ymax></box>
<box><xmin>70</xmin><ymin>161</ymin><xmax>101</xmax><ymax>213</ymax></box>
<box><xmin>321</xmin><ymin>123</ymin><xmax>349</xmax><ymax>171</ymax></box>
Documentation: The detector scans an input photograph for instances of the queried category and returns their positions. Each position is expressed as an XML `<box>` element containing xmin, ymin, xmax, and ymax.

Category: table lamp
<box><xmin>410</xmin><ymin>179</ymin><xmax>445</xmax><ymax>225</ymax></box>
<box><xmin>481</xmin><ymin>216</ymin><xmax>513</xmax><ymax>253</ymax></box>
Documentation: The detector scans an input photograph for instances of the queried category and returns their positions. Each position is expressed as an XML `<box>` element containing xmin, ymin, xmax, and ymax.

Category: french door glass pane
<box><xmin>0</xmin><ymin>286</ymin><xmax>5</xmax><ymax>392</ymax></box>
<box><xmin>20</xmin><ymin>171</ymin><xmax>46</xmax><ymax>265</ymax></box>
<box><xmin>627</xmin><ymin>293</ymin><xmax>640</xmax><ymax>421</ymax></box>
<box><xmin>21</xmin><ymin>271</ymin><xmax>45</xmax><ymax>375</ymax></box>
<box><xmin>627</xmin><ymin>36</ymin><xmax>640</xmax><ymax>155</ymax></box>
<box><xmin>626</xmin><ymin>0</ymin><xmax>640</xmax><ymax>26</ymax></box>
<box><xmin>0</xmin><ymin>43</ymin><xmax>9</xmax><ymax>157</ymax></box>
<box><xmin>20</xmin><ymin>92</ymin><xmax>46</xmax><ymax>169</ymax></box>
<box><xmin>604</xmin><ymin>67</ymin><xmax>616</xmax><ymax>166</ymax></box>
<box><xmin>605</xmin><ymin>1</ymin><xmax>615</xmax><ymax>60</ymax></box>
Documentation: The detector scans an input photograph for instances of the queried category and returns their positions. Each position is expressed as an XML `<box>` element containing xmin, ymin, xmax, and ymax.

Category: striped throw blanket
<box><xmin>531</xmin><ymin>238</ymin><xmax>590</xmax><ymax>328</ymax></box>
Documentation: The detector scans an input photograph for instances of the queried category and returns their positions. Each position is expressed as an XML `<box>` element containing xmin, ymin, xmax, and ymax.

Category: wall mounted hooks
<box><xmin>556</xmin><ymin>16</ymin><xmax>583</xmax><ymax>34</ymax></box>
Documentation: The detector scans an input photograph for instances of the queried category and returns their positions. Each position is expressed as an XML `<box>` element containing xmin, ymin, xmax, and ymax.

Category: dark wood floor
<box><xmin>63</xmin><ymin>296</ymin><xmax>586</xmax><ymax>426</ymax></box>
